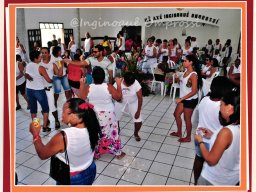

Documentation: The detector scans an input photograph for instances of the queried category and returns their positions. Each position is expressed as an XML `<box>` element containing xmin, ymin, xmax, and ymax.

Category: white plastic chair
<box><xmin>150</xmin><ymin>66</ymin><xmax>165</xmax><ymax>96</ymax></box>
<box><xmin>202</xmin><ymin>71</ymin><xmax>220</xmax><ymax>96</ymax></box>
<box><xmin>168</xmin><ymin>60</ymin><xmax>176</xmax><ymax>69</ymax></box>
<box><xmin>170</xmin><ymin>74</ymin><xmax>180</xmax><ymax>101</ymax></box>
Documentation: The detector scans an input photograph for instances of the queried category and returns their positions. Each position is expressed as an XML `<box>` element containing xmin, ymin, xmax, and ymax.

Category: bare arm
<box><xmin>135</xmin><ymin>89</ymin><xmax>143</xmax><ymax>119</ymax></box>
<box><xmin>64</xmin><ymin>59</ymin><xmax>89</xmax><ymax>67</ymax></box>
<box><xmin>108</xmin><ymin>77</ymin><xmax>122</xmax><ymax>101</ymax></box>
<box><xmin>39</xmin><ymin>66</ymin><xmax>52</xmax><ymax>83</ymax></box>
<box><xmin>78</xmin><ymin>78</ymin><xmax>89</xmax><ymax>100</ymax></box>
<box><xmin>195</xmin><ymin>128</ymin><xmax>232</xmax><ymax>166</ymax></box>
<box><xmin>53</xmin><ymin>63</ymin><xmax>63</xmax><ymax>77</ymax></box>
<box><xmin>16</xmin><ymin>62</ymin><xmax>25</xmax><ymax>80</ymax></box>
<box><xmin>205</xmin><ymin>67</ymin><xmax>216</xmax><ymax>78</ymax></box>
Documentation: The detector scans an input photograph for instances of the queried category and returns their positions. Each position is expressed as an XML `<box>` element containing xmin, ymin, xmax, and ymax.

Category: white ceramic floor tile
<box><xmin>169</xmin><ymin>166</ymin><xmax>192</xmax><ymax>182</ymax></box>
<box><xmin>159</xmin><ymin>143</ymin><xmax>179</xmax><ymax>155</ymax></box>
<box><xmin>99</xmin><ymin>154</ymin><xmax>115</xmax><ymax>163</ymax></box>
<box><xmin>120</xmin><ymin>135</ymin><xmax>131</xmax><ymax>145</ymax></box>
<box><xmin>142</xmin><ymin>173</ymin><xmax>168</xmax><ymax>185</ymax></box>
<box><xmin>166</xmin><ymin>178</ymin><xmax>190</xmax><ymax>185</ymax></box>
<box><xmin>22</xmin><ymin>155</ymin><xmax>48</xmax><ymax>170</ymax></box>
<box><xmin>93</xmin><ymin>175</ymin><xmax>118</xmax><ymax>185</ymax></box>
<box><xmin>37</xmin><ymin>160</ymin><xmax>50</xmax><ymax>174</ymax></box>
<box><xmin>124</xmin><ymin>123</ymin><xmax>135</xmax><ymax>130</ymax></box>
<box><xmin>121</xmin><ymin>168</ymin><xmax>147</xmax><ymax>184</ymax></box>
<box><xmin>180</xmin><ymin>141</ymin><xmax>195</xmax><ymax>150</ymax></box>
<box><xmin>102</xmin><ymin>164</ymin><xmax>127</xmax><ymax>179</ymax></box>
<box><xmin>152</xmin><ymin>128</ymin><xmax>169</xmax><ymax>136</ymax></box>
<box><xmin>111</xmin><ymin>155</ymin><xmax>134</xmax><ymax>167</ymax></box>
<box><xmin>146</xmin><ymin>115</ymin><xmax>162</xmax><ymax>122</ymax></box>
<box><xmin>178</xmin><ymin>147</ymin><xmax>196</xmax><ymax>159</ymax></box>
<box><xmin>174</xmin><ymin>156</ymin><xmax>194</xmax><ymax>170</ymax></box>
<box><xmin>119</xmin><ymin>121</ymin><xmax>128</xmax><ymax>128</ymax></box>
<box><xmin>154</xmin><ymin>152</ymin><xmax>175</xmax><ymax>165</ymax></box>
<box><xmin>157</xmin><ymin>122</ymin><xmax>171</xmax><ymax>129</ymax></box>
<box><xmin>148</xmin><ymin>133</ymin><xmax>165</xmax><ymax>143</ymax></box>
<box><xmin>164</xmin><ymin>136</ymin><xmax>180</xmax><ymax>147</ymax></box>
<box><xmin>138</xmin><ymin>132</ymin><xmax>150</xmax><ymax>140</ymax></box>
<box><xmin>120</xmin><ymin>128</ymin><xmax>134</xmax><ymax>137</ymax></box>
<box><xmin>117</xmin><ymin>180</ymin><xmax>139</xmax><ymax>185</ymax></box>
<box><xmin>43</xmin><ymin>177</ymin><xmax>56</xmax><ymax>185</ymax></box>
<box><xmin>95</xmin><ymin>160</ymin><xmax>109</xmax><ymax>173</ymax></box>
<box><xmin>122</xmin><ymin>145</ymin><xmax>141</xmax><ymax>157</ymax></box>
<box><xmin>16</xmin><ymin>140</ymin><xmax>33</xmax><ymax>151</ymax></box>
<box><xmin>149</xmin><ymin>162</ymin><xmax>172</xmax><ymax>177</ymax></box>
<box><xmin>15</xmin><ymin>151</ymin><xmax>34</xmax><ymax>164</ymax></box>
<box><xmin>130</xmin><ymin>157</ymin><xmax>152</xmax><ymax>172</ymax></box>
<box><xmin>22</xmin><ymin>171</ymin><xmax>49</xmax><ymax>185</ymax></box>
<box><xmin>140</xmin><ymin>126</ymin><xmax>154</xmax><ymax>133</ymax></box>
<box><xmin>142</xmin><ymin>140</ymin><xmax>162</xmax><ymax>151</ymax></box>
<box><xmin>154</xmin><ymin>107</ymin><xmax>168</xmax><ymax>113</ymax></box>
<box><xmin>22</xmin><ymin>144</ymin><xmax>37</xmax><ymax>155</ymax></box>
<box><xmin>141</xmin><ymin>110</ymin><xmax>153</xmax><ymax>115</ymax></box>
<box><xmin>126</xmin><ymin>138</ymin><xmax>146</xmax><ymax>148</ymax></box>
<box><xmin>16</xmin><ymin>165</ymin><xmax>35</xmax><ymax>181</ymax></box>
<box><xmin>151</xmin><ymin>111</ymin><xmax>165</xmax><ymax>117</ymax></box>
<box><xmin>143</xmin><ymin>120</ymin><xmax>158</xmax><ymax>127</ymax></box>
<box><xmin>136</xmin><ymin>149</ymin><xmax>157</xmax><ymax>161</ymax></box>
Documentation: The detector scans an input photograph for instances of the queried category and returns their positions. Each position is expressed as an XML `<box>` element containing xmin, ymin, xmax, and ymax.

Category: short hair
<box><xmin>94</xmin><ymin>44</ymin><xmax>104</xmax><ymax>52</ymax></box>
<box><xmin>73</xmin><ymin>54</ymin><xmax>80</xmax><ymax>61</ymax></box>
<box><xmin>124</xmin><ymin>72</ymin><xmax>135</xmax><ymax>86</ymax></box>
<box><xmin>156</xmin><ymin>39</ymin><xmax>162</xmax><ymax>44</ymax></box>
<box><xmin>163</xmin><ymin>39</ymin><xmax>168</xmax><ymax>43</ymax></box>
<box><xmin>212</xmin><ymin>58</ymin><xmax>219</xmax><ymax>67</ymax></box>
<box><xmin>162</xmin><ymin>56</ymin><xmax>168</xmax><ymax>62</ymax></box>
<box><xmin>52</xmin><ymin>40</ymin><xmax>58</xmax><ymax>46</ymax></box>
<box><xmin>41</xmin><ymin>47</ymin><xmax>50</xmax><ymax>53</ymax></box>
<box><xmin>92</xmin><ymin>66</ymin><xmax>105</xmax><ymax>84</ymax></box>
<box><xmin>47</xmin><ymin>41</ymin><xmax>53</xmax><ymax>48</ymax></box>
<box><xmin>52</xmin><ymin>46</ymin><xmax>61</xmax><ymax>57</ymax></box>
<box><xmin>16</xmin><ymin>54</ymin><xmax>21</xmax><ymax>61</ymax></box>
<box><xmin>209</xmin><ymin>76</ymin><xmax>233</xmax><ymax>99</ymax></box>
<box><xmin>29</xmin><ymin>50</ymin><xmax>40</xmax><ymax>62</ymax></box>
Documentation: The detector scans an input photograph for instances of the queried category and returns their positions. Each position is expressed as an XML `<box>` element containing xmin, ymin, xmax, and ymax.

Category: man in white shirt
<box><xmin>114</xmin><ymin>72</ymin><xmax>143</xmax><ymax>141</ymax></box>
<box><xmin>65</xmin><ymin>45</ymin><xmax>113</xmax><ymax>84</ymax></box>
<box><xmin>83</xmin><ymin>32</ymin><xmax>94</xmax><ymax>59</ymax></box>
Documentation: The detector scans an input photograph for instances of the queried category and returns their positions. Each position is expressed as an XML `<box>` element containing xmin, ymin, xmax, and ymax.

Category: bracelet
<box><xmin>198</xmin><ymin>141</ymin><xmax>204</xmax><ymax>146</ymax></box>
<box><xmin>33</xmin><ymin>135</ymin><xmax>41</xmax><ymax>143</ymax></box>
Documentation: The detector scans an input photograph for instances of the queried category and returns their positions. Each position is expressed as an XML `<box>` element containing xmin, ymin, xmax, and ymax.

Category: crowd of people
<box><xmin>16</xmin><ymin>31</ymin><xmax>240</xmax><ymax>186</ymax></box>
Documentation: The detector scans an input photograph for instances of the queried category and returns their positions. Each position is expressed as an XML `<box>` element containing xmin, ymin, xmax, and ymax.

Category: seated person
<box><xmin>228</xmin><ymin>58</ymin><xmax>240</xmax><ymax>87</ymax></box>
<box><xmin>153</xmin><ymin>56</ymin><xmax>173</xmax><ymax>82</ymax></box>
<box><xmin>201</xmin><ymin>56</ymin><xmax>212</xmax><ymax>78</ymax></box>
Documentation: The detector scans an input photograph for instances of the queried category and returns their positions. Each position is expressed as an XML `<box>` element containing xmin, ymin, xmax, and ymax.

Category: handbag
<box><xmin>49</xmin><ymin>131</ymin><xmax>70</xmax><ymax>185</ymax></box>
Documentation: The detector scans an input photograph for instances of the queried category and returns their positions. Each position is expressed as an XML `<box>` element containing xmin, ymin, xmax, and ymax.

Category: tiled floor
<box><xmin>15</xmin><ymin>90</ymin><xmax>197</xmax><ymax>186</ymax></box>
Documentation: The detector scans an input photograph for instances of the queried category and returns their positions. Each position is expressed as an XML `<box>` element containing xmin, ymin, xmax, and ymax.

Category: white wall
<box><xmin>19</xmin><ymin>8</ymin><xmax>241</xmax><ymax>57</ymax></box>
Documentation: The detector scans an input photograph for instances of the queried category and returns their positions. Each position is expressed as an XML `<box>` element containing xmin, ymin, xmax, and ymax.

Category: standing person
<box><xmin>169</xmin><ymin>39</ymin><xmax>178</xmax><ymax>63</ymax></box>
<box><xmin>181</xmin><ymin>39</ymin><xmax>193</xmax><ymax>60</ymax></box>
<box><xmin>65</xmin><ymin>45</ymin><xmax>114</xmax><ymax>84</ymax></box>
<box><xmin>195</xmin><ymin>91</ymin><xmax>240</xmax><ymax>185</ymax></box>
<box><xmin>205</xmin><ymin>39</ymin><xmax>214</xmax><ymax>57</ymax></box>
<box><xmin>154</xmin><ymin>39</ymin><xmax>162</xmax><ymax>61</ymax></box>
<box><xmin>170</xmin><ymin>55</ymin><xmax>202</xmax><ymax>142</ymax></box>
<box><xmin>193</xmin><ymin>76</ymin><xmax>233</xmax><ymax>185</ymax></box>
<box><xmin>30</xmin><ymin>98</ymin><xmax>101</xmax><ymax>185</ymax></box>
<box><xmin>142</xmin><ymin>38</ymin><xmax>157</xmax><ymax>73</ymax></box>
<box><xmin>25</xmin><ymin>50</ymin><xmax>52</xmax><ymax>132</ymax></box>
<box><xmin>16</xmin><ymin>37</ymin><xmax>27</xmax><ymax>62</ymax></box>
<box><xmin>191</xmin><ymin>37</ymin><xmax>199</xmax><ymax>50</ymax></box>
<box><xmin>228</xmin><ymin>58</ymin><xmax>241</xmax><ymax>87</ymax></box>
<box><xmin>114</xmin><ymin>72</ymin><xmax>143</xmax><ymax>141</ymax></box>
<box><xmin>101</xmin><ymin>35</ymin><xmax>112</xmax><ymax>50</ymax></box>
<box><xmin>222</xmin><ymin>39</ymin><xmax>233</xmax><ymax>76</ymax></box>
<box><xmin>58</xmin><ymin>38</ymin><xmax>65</xmax><ymax>56</ymax></box>
<box><xmin>16</xmin><ymin>54</ymin><xmax>29</xmax><ymax>110</ymax></box>
<box><xmin>79</xmin><ymin>67</ymin><xmax>126</xmax><ymax>160</ymax></box>
<box><xmin>125</xmin><ymin>37</ymin><xmax>134</xmax><ymax>52</ymax></box>
<box><xmin>117</xmin><ymin>31</ymin><xmax>125</xmax><ymax>55</ymax></box>
<box><xmin>83</xmin><ymin>32</ymin><xmax>94</xmax><ymax>59</ymax></box>
<box><xmin>40</xmin><ymin>47</ymin><xmax>61</xmax><ymax>129</ymax></box>
<box><xmin>68</xmin><ymin>35</ymin><xmax>77</xmax><ymax>60</ymax></box>
<box><xmin>158</xmin><ymin>39</ymin><xmax>169</xmax><ymax>63</ymax></box>
<box><xmin>52</xmin><ymin>46</ymin><xmax>72</xmax><ymax>108</ymax></box>
<box><xmin>214</xmin><ymin>39</ymin><xmax>222</xmax><ymax>53</ymax></box>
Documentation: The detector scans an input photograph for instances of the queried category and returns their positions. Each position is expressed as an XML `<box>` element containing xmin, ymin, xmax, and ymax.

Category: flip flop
<box><xmin>42</xmin><ymin>127</ymin><xmax>51</xmax><ymax>132</ymax></box>
<box><xmin>178</xmin><ymin>137</ymin><xmax>191</xmax><ymax>143</ymax></box>
<box><xmin>170</xmin><ymin>132</ymin><xmax>181</xmax><ymax>137</ymax></box>
<box><xmin>134</xmin><ymin>135</ymin><xmax>141</xmax><ymax>142</ymax></box>
<box><xmin>116</xmin><ymin>152</ymin><xmax>126</xmax><ymax>160</ymax></box>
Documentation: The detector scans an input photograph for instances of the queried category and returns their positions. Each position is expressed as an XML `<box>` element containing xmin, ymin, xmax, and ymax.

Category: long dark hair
<box><xmin>222</xmin><ymin>90</ymin><xmax>240</xmax><ymax>125</ymax></box>
<box><xmin>186</xmin><ymin>55</ymin><xmax>202</xmax><ymax>89</ymax></box>
<box><xmin>67</xmin><ymin>98</ymin><xmax>100</xmax><ymax>151</ymax></box>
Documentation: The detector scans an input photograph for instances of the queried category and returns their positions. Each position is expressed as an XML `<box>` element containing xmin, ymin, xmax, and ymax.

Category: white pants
<box><xmin>45</xmin><ymin>87</ymin><xmax>57</xmax><ymax>113</ymax></box>
<box><xmin>115</xmin><ymin>101</ymin><xmax>142</xmax><ymax>123</ymax></box>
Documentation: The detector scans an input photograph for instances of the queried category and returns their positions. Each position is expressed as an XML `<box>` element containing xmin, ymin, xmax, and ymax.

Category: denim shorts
<box><xmin>53</xmin><ymin>75</ymin><xmax>71</xmax><ymax>94</ymax></box>
<box><xmin>26</xmin><ymin>88</ymin><xmax>49</xmax><ymax>114</ymax></box>
<box><xmin>70</xmin><ymin>161</ymin><xmax>96</xmax><ymax>185</ymax></box>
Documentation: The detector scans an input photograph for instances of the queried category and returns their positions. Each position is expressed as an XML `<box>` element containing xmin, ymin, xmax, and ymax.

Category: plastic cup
<box><xmin>32</xmin><ymin>118</ymin><xmax>40</xmax><ymax>129</ymax></box>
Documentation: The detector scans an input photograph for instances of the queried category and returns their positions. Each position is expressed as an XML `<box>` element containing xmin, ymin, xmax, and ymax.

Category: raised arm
<box><xmin>78</xmin><ymin>78</ymin><xmax>89</xmax><ymax>100</ymax></box>
<box><xmin>108</xmin><ymin>77</ymin><xmax>122</xmax><ymax>101</ymax></box>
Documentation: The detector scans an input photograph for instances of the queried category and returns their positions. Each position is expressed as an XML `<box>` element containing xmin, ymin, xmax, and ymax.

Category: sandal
<box><xmin>116</xmin><ymin>152</ymin><xmax>126</xmax><ymax>160</ymax></box>
<box><xmin>170</xmin><ymin>132</ymin><xmax>181</xmax><ymax>137</ymax></box>
<box><xmin>178</xmin><ymin>137</ymin><xmax>191</xmax><ymax>143</ymax></box>
<box><xmin>55</xmin><ymin>120</ymin><xmax>61</xmax><ymax>129</ymax></box>
<box><xmin>42</xmin><ymin>127</ymin><xmax>51</xmax><ymax>132</ymax></box>
<box><xmin>134</xmin><ymin>135</ymin><xmax>141</xmax><ymax>142</ymax></box>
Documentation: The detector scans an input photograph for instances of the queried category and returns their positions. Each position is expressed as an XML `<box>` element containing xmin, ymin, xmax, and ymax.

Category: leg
<box><xmin>134</xmin><ymin>122</ymin><xmax>142</xmax><ymax>141</ymax></box>
<box><xmin>170</xmin><ymin>102</ymin><xmax>184</xmax><ymax>137</ymax></box>
<box><xmin>54</xmin><ymin>93</ymin><xmax>59</xmax><ymax>108</ymax></box>
<box><xmin>193</xmin><ymin>155</ymin><xmax>205</xmax><ymax>185</ymax></box>
<box><xmin>61</xmin><ymin>75</ymin><xmax>72</xmax><ymax>100</ymax></box>
<box><xmin>16</xmin><ymin>93</ymin><xmax>21</xmax><ymax>110</ymax></box>
<box><xmin>52</xmin><ymin>110</ymin><xmax>60</xmax><ymax>129</ymax></box>
<box><xmin>36</xmin><ymin>90</ymin><xmax>50</xmax><ymax>131</ymax></box>
<box><xmin>178</xmin><ymin>107</ymin><xmax>194</xmax><ymax>142</ymax></box>
<box><xmin>65</xmin><ymin>90</ymin><xmax>72</xmax><ymax>100</ymax></box>
<box><xmin>42</xmin><ymin>112</ymin><xmax>50</xmax><ymax>128</ymax></box>
<box><xmin>53</xmin><ymin>76</ymin><xmax>61</xmax><ymax>108</ymax></box>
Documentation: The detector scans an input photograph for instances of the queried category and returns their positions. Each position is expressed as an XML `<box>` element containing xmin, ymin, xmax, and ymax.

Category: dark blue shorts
<box><xmin>26</xmin><ymin>88</ymin><xmax>49</xmax><ymax>114</ymax></box>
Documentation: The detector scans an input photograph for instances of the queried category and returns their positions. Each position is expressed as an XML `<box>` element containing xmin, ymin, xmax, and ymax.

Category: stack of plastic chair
<box><xmin>150</xmin><ymin>66</ymin><xmax>165</xmax><ymax>96</ymax></box>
